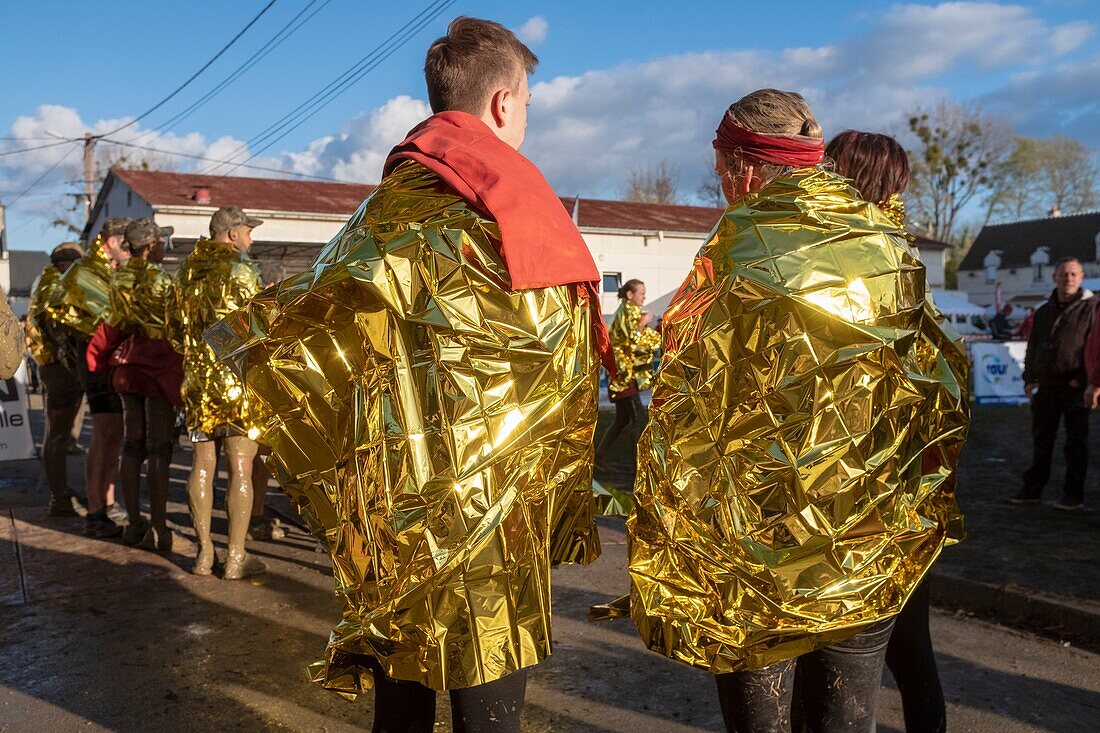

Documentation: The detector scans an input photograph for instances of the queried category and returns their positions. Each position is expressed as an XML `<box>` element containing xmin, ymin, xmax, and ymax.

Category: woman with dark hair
<box><xmin>87</xmin><ymin>218</ymin><xmax>183</xmax><ymax>551</ymax></box>
<box><xmin>595</xmin><ymin>278</ymin><xmax>661</xmax><ymax>471</ymax></box>
<box><xmin>622</xmin><ymin>90</ymin><xmax>969</xmax><ymax>733</ymax></box>
<box><xmin>827</xmin><ymin>129</ymin><xmax>952</xmax><ymax>733</ymax></box>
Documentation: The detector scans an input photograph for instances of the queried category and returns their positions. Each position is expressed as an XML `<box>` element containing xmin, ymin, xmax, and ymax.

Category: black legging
<box><xmin>595</xmin><ymin>393</ymin><xmax>645</xmax><ymax>463</ymax></box>
<box><xmin>367</xmin><ymin>657</ymin><xmax>526</xmax><ymax>733</ymax></box>
<box><xmin>716</xmin><ymin>618</ymin><xmax>895</xmax><ymax>733</ymax></box>
<box><xmin>885</xmin><ymin>580</ymin><xmax>945</xmax><ymax>733</ymax></box>
<box><xmin>120</xmin><ymin>393</ymin><xmax>176</xmax><ymax>531</ymax></box>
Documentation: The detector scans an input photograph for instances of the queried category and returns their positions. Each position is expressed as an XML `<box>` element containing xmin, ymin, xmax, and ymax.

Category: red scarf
<box><xmin>712</xmin><ymin>116</ymin><xmax>824</xmax><ymax>167</ymax></box>
<box><xmin>386</xmin><ymin>111</ymin><xmax>615</xmax><ymax>373</ymax></box>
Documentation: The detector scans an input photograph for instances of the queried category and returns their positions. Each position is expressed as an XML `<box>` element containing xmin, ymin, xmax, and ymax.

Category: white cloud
<box><xmin>264</xmin><ymin>95</ymin><xmax>431</xmax><ymax>183</ymax></box>
<box><xmin>4</xmin><ymin>2</ymin><xmax>1097</xmax><ymax>245</ymax></box>
<box><xmin>515</xmin><ymin>16</ymin><xmax>549</xmax><ymax>46</ymax></box>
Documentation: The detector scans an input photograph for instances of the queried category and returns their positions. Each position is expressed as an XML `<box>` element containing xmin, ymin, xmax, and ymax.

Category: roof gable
<box><xmin>961</xmin><ymin>212</ymin><xmax>1100</xmax><ymax>270</ymax></box>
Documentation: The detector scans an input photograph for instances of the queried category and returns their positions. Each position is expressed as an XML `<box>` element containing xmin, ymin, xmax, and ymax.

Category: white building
<box><xmin>959</xmin><ymin>211</ymin><xmax>1100</xmax><ymax>308</ymax></box>
<box><xmin>85</xmin><ymin>168</ymin><xmax>955</xmax><ymax>317</ymax></box>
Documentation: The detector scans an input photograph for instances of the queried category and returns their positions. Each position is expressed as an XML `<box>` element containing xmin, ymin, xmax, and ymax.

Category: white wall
<box><xmin>583</xmin><ymin>230</ymin><xmax>703</xmax><ymax>314</ymax></box>
<box><xmin>917</xmin><ymin>246</ymin><xmax>947</xmax><ymax>289</ymax></box>
<box><xmin>87</xmin><ymin>181</ymin><xmax>153</xmax><ymax>237</ymax></box>
<box><xmin>959</xmin><ymin>261</ymin><xmax>1100</xmax><ymax>306</ymax></box>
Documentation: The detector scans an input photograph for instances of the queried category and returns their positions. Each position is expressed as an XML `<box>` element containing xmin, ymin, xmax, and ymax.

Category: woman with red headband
<box><xmin>623</xmin><ymin>90</ymin><xmax>968</xmax><ymax>732</ymax></box>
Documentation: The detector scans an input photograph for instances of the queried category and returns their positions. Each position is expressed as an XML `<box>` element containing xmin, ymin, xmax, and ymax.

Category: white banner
<box><xmin>0</xmin><ymin>360</ymin><xmax>36</xmax><ymax>461</ymax></box>
<box><xmin>970</xmin><ymin>340</ymin><xmax>1028</xmax><ymax>406</ymax></box>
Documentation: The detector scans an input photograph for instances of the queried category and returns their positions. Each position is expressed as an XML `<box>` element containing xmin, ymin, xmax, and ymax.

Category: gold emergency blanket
<box><xmin>627</xmin><ymin>169</ymin><xmax>969</xmax><ymax>673</ymax></box>
<box><xmin>206</xmin><ymin>161</ymin><xmax>601</xmax><ymax>693</ymax></box>
<box><xmin>0</xmin><ymin>289</ymin><xmax>22</xmax><ymax>380</ymax></box>
<box><xmin>109</xmin><ymin>257</ymin><xmax>172</xmax><ymax>340</ymax></box>
<box><xmin>167</xmin><ymin>238</ymin><xmax>261</xmax><ymax>435</ymax></box>
<box><xmin>26</xmin><ymin>266</ymin><xmax>61</xmax><ymax>365</ymax></box>
<box><xmin>48</xmin><ymin>235</ymin><xmax>112</xmax><ymax>338</ymax></box>
<box><xmin>607</xmin><ymin>300</ymin><xmax>661</xmax><ymax>396</ymax></box>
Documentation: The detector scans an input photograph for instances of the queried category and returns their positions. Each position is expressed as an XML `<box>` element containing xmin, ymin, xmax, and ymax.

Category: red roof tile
<box><xmin>115</xmin><ymin>168</ymin><xmax>724</xmax><ymax>233</ymax></box>
<box><xmin>112</xmin><ymin>168</ymin><xmax>376</xmax><ymax>215</ymax></box>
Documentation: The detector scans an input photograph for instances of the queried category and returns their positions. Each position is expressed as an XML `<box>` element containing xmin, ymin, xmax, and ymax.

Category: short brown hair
<box><xmin>424</xmin><ymin>17</ymin><xmax>538</xmax><ymax>115</ymax></box>
<box><xmin>721</xmin><ymin>89</ymin><xmax>823</xmax><ymax>186</ymax></box>
<box><xmin>826</xmin><ymin>131</ymin><xmax>911</xmax><ymax>205</ymax></box>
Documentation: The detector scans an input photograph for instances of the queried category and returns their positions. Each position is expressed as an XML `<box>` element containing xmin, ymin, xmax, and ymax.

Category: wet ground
<box><xmin>1</xmin><ymin>399</ymin><xmax>1098</xmax><ymax>731</ymax></box>
<box><xmin>596</xmin><ymin>404</ymin><xmax>1100</xmax><ymax>609</ymax></box>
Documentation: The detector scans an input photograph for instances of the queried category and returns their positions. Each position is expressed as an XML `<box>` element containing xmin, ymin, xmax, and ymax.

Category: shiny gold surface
<box><xmin>168</xmin><ymin>238</ymin><xmax>261</xmax><ymax>435</ymax></box>
<box><xmin>108</xmin><ymin>257</ymin><xmax>173</xmax><ymax>340</ymax></box>
<box><xmin>607</xmin><ymin>300</ymin><xmax>661</xmax><ymax>396</ymax></box>
<box><xmin>627</xmin><ymin>169</ymin><xmax>969</xmax><ymax>673</ymax></box>
<box><xmin>207</xmin><ymin>161</ymin><xmax>602</xmax><ymax>692</ymax></box>
<box><xmin>0</xmin><ymin>288</ymin><xmax>22</xmax><ymax>380</ymax></box>
<box><xmin>26</xmin><ymin>266</ymin><xmax>61</xmax><ymax>365</ymax></box>
<box><xmin>47</xmin><ymin>235</ymin><xmax>113</xmax><ymax>337</ymax></box>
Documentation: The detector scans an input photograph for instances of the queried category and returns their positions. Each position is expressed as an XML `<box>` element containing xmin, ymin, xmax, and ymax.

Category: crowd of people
<box><xmin>0</xmin><ymin>13</ymin><xmax>1003</xmax><ymax>733</ymax></box>
<box><xmin>21</xmin><ymin>205</ymin><xmax>283</xmax><ymax>578</ymax></box>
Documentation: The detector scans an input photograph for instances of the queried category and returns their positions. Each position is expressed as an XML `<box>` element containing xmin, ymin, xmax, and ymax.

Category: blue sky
<box><xmin>3</xmin><ymin>0</ymin><xmax>1098</xmax><ymax>251</ymax></box>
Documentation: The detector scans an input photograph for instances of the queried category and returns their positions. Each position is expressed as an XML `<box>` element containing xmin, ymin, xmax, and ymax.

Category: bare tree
<box><xmin>623</xmin><ymin>159</ymin><xmax>681</xmax><ymax>204</ymax></box>
<box><xmin>905</xmin><ymin>101</ymin><xmax>1012</xmax><ymax>243</ymax></box>
<box><xmin>1040</xmin><ymin>136</ymin><xmax>1097</xmax><ymax>214</ymax></box>
<box><xmin>983</xmin><ymin>135</ymin><xmax>1098</xmax><ymax>225</ymax></box>
<box><xmin>696</xmin><ymin>156</ymin><xmax>725</xmax><ymax>207</ymax></box>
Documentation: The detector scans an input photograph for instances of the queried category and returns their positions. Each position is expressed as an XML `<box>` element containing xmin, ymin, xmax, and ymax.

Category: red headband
<box><xmin>712</xmin><ymin>116</ymin><xmax>824</xmax><ymax>168</ymax></box>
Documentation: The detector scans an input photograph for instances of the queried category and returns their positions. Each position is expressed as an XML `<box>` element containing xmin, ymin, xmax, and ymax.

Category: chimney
<box><xmin>1049</xmin><ymin>205</ymin><xmax>1062</xmax><ymax>218</ymax></box>
<box><xmin>193</xmin><ymin>186</ymin><xmax>212</xmax><ymax>205</ymax></box>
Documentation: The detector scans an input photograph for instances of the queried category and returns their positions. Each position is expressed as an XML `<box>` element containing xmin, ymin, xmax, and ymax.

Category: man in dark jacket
<box><xmin>1010</xmin><ymin>257</ymin><xmax>1096</xmax><ymax>508</ymax></box>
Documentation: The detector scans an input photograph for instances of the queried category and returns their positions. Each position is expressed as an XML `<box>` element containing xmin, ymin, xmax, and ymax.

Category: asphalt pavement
<box><xmin>1</xmin><ymin>399</ymin><xmax>1098</xmax><ymax>731</ymax></box>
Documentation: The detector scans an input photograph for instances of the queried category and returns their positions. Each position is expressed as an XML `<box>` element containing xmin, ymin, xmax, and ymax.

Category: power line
<box><xmin>206</xmin><ymin>0</ymin><xmax>455</xmax><ymax>176</ymax></box>
<box><xmin>5</xmin><ymin>146</ymin><xmax>79</xmax><ymax>207</ymax></box>
<box><xmin>98</xmin><ymin>0</ymin><xmax>279</xmax><ymax>138</ymax></box>
<box><xmin>99</xmin><ymin>136</ymin><xmax>347</xmax><ymax>181</ymax></box>
<box><xmin>0</xmin><ymin>139</ymin><xmax>77</xmax><ymax>158</ymax></box>
<box><xmin>134</xmin><ymin>0</ymin><xmax>330</xmax><ymax>146</ymax></box>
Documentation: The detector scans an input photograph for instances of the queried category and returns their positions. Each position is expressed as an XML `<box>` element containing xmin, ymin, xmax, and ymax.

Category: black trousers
<box><xmin>595</xmin><ymin>393</ymin><xmax>645</xmax><ymax>463</ymax></box>
<box><xmin>715</xmin><ymin>619</ymin><xmax>895</xmax><ymax>733</ymax></box>
<box><xmin>367</xmin><ymin>657</ymin><xmax>526</xmax><ymax>733</ymax></box>
<box><xmin>885</xmin><ymin>580</ymin><xmax>945</xmax><ymax>733</ymax></box>
<box><xmin>1022</xmin><ymin>385</ymin><xmax>1088</xmax><ymax>503</ymax></box>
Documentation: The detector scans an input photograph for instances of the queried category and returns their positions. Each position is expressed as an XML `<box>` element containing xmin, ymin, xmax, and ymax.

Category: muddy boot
<box><xmin>223</xmin><ymin>551</ymin><xmax>266</xmax><ymax>581</ymax></box>
<box><xmin>84</xmin><ymin>508</ymin><xmax>123</xmax><ymax>539</ymax></box>
<box><xmin>48</xmin><ymin>491</ymin><xmax>87</xmax><ymax>518</ymax></box>
<box><xmin>192</xmin><ymin>544</ymin><xmax>217</xmax><ymax>576</ymax></box>
<box><xmin>122</xmin><ymin>518</ymin><xmax>151</xmax><ymax>546</ymax></box>
<box><xmin>152</xmin><ymin>525</ymin><xmax>173</xmax><ymax>553</ymax></box>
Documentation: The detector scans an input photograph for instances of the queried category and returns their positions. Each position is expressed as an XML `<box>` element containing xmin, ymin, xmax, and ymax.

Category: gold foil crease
<box><xmin>108</xmin><ymin>257</ymin><xmax>173</xmax><ymax>340</ymax></box>
<box><xmin>607</xmin><ymin>300</ymin><xmax>661</xmax><ymax>395</ymax></box>
<box><xmin>26</xmin><ymin>266</ymin><xmax>61</xmax><ymax>365</ymax></box>
<box><xmin>47</xmin><ymin>234</ymin><xmax>113</xmax><ymax>338</ymax></box>
<box><xmin>627</xmin><ymin>169</ymin><xmax>969</xmax><ymax>674</ymax></box>
<box><xmin>0</xmin><ymin>290</ymin><xmax>22</xmax><ymax>380</ymax></box>
<box><xmin>167</xmin><ymin>238</ymin><xmax>261</xmax><ymax>435</ymax></box>
<box><xmin>207</xmin><ymin>161</ymin><xmax>601</xmax><ymax>693</ymax></box>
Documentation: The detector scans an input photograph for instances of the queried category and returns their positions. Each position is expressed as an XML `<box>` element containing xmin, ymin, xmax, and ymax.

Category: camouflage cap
<box><xmin>125</xmin><ymin>217</ymin><xmax>175</xmax><ymax>250</ymax></box>
<box><xmin>209</xmin><ymin>205</ymin><xmax>263</xmax><ymax>236</ymax></box>
<box><xmin>50</xmin><ymin>241</ymin><xmax>84</xmax><ymax>264</ymax></box>
<box><xmin>101</xmin><ymin>217</ymin><xmax>134</xmax><ymax>238</ymax></box>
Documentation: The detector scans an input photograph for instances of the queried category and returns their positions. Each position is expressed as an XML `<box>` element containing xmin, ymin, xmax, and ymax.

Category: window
<box><xmin>602</xmin><ymin>272</ymin><xmax>621</xmax><ymax>294</ymax></box>
<box><xmin>127</xmin><ymin>191</ymin><xmax>132</xmax><ymax>207</ymax></box>
<box><xmin>1033</xmin><ymin>264</ymin><xmax>1044</xmax><ymax>282</ymax></box>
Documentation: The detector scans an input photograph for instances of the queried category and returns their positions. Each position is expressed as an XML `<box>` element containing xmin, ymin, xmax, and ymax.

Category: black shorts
<box><xmin>38</xmin><ymin>361</ymin><xmax>83</xmax><ymax>411</ymax></box>
<box><xmin>73</xmin><ymin>340</ymin><xmax>122</xmax><ymax>415</ymax></box>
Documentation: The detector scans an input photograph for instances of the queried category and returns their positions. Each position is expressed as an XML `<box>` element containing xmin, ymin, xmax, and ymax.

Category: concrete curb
<box><xmin>929</xmin><ymin>571</ymin><xmax>1100</xmax><ymax>647</ymax></box>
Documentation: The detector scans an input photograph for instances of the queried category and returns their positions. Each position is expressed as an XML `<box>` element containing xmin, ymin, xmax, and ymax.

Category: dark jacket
<box><xmin>1023</xmin><ymin>288</ymin><xmax>1096</xmax><ymax>387</ymax></box>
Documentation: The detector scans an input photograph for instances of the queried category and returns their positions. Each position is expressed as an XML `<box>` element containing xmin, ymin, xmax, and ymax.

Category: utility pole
<box><xmin>83</xmin><ymin>133</ymin><xmax>97</xmax><ymax>226</ymax></box>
